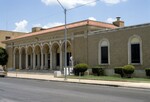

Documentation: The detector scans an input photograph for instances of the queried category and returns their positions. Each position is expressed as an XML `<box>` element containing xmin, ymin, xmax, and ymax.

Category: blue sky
<box><xmin>0</xmin><ymin>0</ymin><xmax>149</xmax><ymax>32</ymax></box>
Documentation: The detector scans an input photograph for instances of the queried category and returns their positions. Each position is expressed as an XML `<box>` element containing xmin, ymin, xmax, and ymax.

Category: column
<box><xmin>38</xmin><ymin>54</ymin><xmax>40</xmax><ymax>69</ymax></box>
<box><xmin>71</xmin><ymin>33</ymin><xmax>74</xmax><ymax>67</ymax></box>
<box><xmin>60</xmin><ymin>49</ymin><xmax>62</xmax><ymax>71</ymax></box>
<box><xmin>25</xmin><ymin>49</ymin><xmax>28</xmax><ymax>69</ymax></box>
<box><xmin>19</xmin><ymin>51</ymin><xmax>22</xmax><ymax>69</ymax></box>
<box><xmin>50</xmin><ymin>51</ymin><xmax>52</xmax><ymax>70</ymax></box>
<box><xmin>41</xmin><ymin>51</ymin><xmax>44</xmax><ymax>70</ymax></box>
<box><xmin>45</xmin><ymin>53</ymin><xmax>48</xmax><ymax>69</ymax></box>
<box><xmin>31</xmin><ymin>54</ymin><xmax>33</xmax><ymax>69</ymax></box>
<box><xmin>33</xmin><ymin>52</ymin><xmax>35</xmax><ymax>70</ymax></box>
<box><xmin>13</xmin><ymin>53</ymin><xmax>15</xmax><ymax>69</ymax></box>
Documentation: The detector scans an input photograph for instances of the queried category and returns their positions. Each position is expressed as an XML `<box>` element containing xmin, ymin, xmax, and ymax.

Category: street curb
<box><xmin>7</xmin><ymin>76</ymin><xmax>150</xmax><ymax>90</ymax></box>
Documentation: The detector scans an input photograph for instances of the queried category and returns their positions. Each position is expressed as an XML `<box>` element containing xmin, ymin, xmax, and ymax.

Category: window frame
<box><xmin>128</xmin><ymin>35</ymin><xmax>142</xmax><ymax>65</ymax></box>
<box><xmin>98</xmin><ymin>39</ymin><xmax>110</xmax><ymax>65</ymax></box>
<box><xmin>5</xmin><ymin>36</ymin><xmax>11</xmax><ymax>40</ymax></box>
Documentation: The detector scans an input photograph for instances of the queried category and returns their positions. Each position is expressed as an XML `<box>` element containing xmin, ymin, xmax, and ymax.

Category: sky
<box><xmin>0</xmin><ymin>0</ymin><xmax>149</xmax><ymax>32</ymax></box>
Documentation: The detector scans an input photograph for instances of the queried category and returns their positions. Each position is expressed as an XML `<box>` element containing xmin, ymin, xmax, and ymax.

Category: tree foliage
<box><xmin>0</xmin><ymin>47</ymin><xmax>8</xmax><ymax>66</ymax></box>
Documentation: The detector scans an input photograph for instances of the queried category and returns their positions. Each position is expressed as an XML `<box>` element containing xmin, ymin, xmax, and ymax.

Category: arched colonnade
<box><xmin>13</xmin><ymin>40</ymin><xmax>72</xmax><ymax>71</ymax></box>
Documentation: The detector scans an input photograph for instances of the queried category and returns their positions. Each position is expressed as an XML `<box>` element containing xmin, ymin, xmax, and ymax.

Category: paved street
<box><xmin>0</xmin><ymin>78</ymin><xmax>150</xmax><ymax>102</ymax></box>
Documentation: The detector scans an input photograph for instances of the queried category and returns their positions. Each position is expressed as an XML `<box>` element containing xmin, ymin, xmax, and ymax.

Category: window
<box><xmin>5</xmin><ymin>36</ymin><xmax>11</xmax><ymax>40</ymax></box>
<box><xmin>128</xmin><ymin>36</ymin><xmax>142</xmax><ymax>64</ymax></box>
<box><xmin>99</xmin><ymin>39</ymin><xmax>110</xmax><ymax>65</ymax></box>
<box><xmin>101</xmin><ymin>46</ymin><xmax>108</xmax><ymax>63</ymax></box>
<box><xmin>131</xmin><ymin>44</ymin><xmax>140</xmax><ymax>63</ymax></box>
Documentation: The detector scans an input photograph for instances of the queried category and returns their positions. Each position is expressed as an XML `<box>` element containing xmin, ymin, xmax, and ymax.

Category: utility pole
<box><xmin>57</xmin><ymin>0</ymin><xmax>67</xmax><ymax>80</ymax></box>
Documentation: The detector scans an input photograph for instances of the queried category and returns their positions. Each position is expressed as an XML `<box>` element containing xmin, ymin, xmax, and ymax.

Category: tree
<box><xmin>0</xmin><ymin>47</ymin><xmax>8</xmax><ymax>71</ymax></box>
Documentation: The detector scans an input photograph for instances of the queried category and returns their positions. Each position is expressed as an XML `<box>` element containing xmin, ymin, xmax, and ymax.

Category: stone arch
<box><xmin>43</xmin><ymin>43</ymin><xmax>50</xmax><ymax>69</ymax></box>
<box><xmin>14</xmin><ymin>47</ymin><xmax>19</xmax><ymax>69</ymax></box>
<box><xmin>51</xmin><ymin>42</ymin><xmax>61</xmax><ymax>70</ymax></box>
<box><xmin>61</xmin><ymin>40</ymin><xmax>72</xmax><ymax>66</ymax></box>
<box><xmin>27</xmin><ymin>45</ymin><xmax>33</xmax><ymax>54</ymax></box>
<box><xmin>27</xmin><ymin>46</ymin><xmax>33</xmax><ymax>69</ymax></box>
<box><xmin>20</xmin><ymin>47</ymin><xmax>26</xmax><ymax>69</ymax></box>
<box><xmin>14</xmin><ymin>47</ymin><xmax>19</xmax><ymax>54</ymax></box>
<box><xmin>34</xmin><ymin>45</ymin><xmax>42</xmax><ymax>69</ymax></box>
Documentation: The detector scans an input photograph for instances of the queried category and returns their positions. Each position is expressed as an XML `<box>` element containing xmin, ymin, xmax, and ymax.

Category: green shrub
<box><xmin>114</xmin><ymin>67</ymin><xmax>124</xmax><ymax>77</ymax></box>
<box><xmin>92</xmin><ymin>65</ymin><xmax>104</xmax><ymax>76</ymax></box>
<box><xmin>123</xmin><ymin>65</ymin><xmax>135</xmax><ymax>78</ymax></box>
<box><xmin>73</xmin><ymin>63</ymin><xmax>88</xmax><ymax>76</ymax></box>
<box><xmin>145</xmin><ymin>68</ymin><xmax>150</xmax><ymax>77</ymax></box>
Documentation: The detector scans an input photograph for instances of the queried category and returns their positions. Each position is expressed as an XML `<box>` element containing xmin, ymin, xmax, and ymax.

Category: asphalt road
<box><xmin>0</xmin><ymin>78</ymin><xmax>150</xmax><ymax>102</ymax></box>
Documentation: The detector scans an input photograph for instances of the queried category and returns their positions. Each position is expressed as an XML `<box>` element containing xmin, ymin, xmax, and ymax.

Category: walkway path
<box><xmin>7</xmin><ymin>71</ymin><xmax>150</xmax><ymax>89</ymax></box>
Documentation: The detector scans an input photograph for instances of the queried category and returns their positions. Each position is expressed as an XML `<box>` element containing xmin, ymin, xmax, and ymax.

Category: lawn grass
<box><xmin>62</xmin><ymin>75</ymin><xmax>150</xmax><ymax>83</ymax></box>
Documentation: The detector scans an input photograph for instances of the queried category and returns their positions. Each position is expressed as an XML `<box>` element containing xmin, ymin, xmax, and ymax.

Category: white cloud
<box><xmin>14</xmin><ymin>20</ymin><xmax>28</xmax><ymax>32</ymax></box>
<box><xmin>101</xmin><ymin>0</ymin><xmax>127</xmax><ymax>5</ymax></box>
<box><xmin>41</xmin><ymin>0</ymin><xmax>96</xmax><ymax>8</ymax></box>
<box><xmin>33</xmin><ymin>22</ymin><xmax>64</xmax><ymax>29</ymax></box>
<box><xmin>106</xmin><ymin>17</ymin><xmax>116</xmax><ymax>23</ymax></box>
<box><xmin>43</xmin><ymin>22</ymin><xmax>64</xmax><ymax>28</ymax></box>
<box><xmin>88</xmin><ymin>17</ymin><xmax>96</xmax><ymax>21</ymax></box>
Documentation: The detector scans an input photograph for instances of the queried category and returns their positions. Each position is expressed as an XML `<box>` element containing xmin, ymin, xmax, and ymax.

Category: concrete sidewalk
<box><xmin>7</xmin><ymin>71</ymin><xmax>150</xmax><ymax>89</ymax></box>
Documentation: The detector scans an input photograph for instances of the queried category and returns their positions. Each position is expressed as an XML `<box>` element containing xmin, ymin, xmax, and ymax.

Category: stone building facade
<box><xmin>2</xmin><ymin>18</ymin><xmax>150</xmax><ymax>77</ymax></box>
<box><xmin>0</xmin><ymin>30</ymin><xmax>25</xmax><ymax>48</ymax></box>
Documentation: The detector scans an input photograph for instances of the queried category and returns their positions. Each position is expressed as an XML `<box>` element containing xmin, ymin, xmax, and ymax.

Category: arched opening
<box><xmin>14</xmin><ymin>48</ymin><xmax>19</xmax><ymax>69</ymax></box>
<box><xmin>51</xmin><ymin>42</ymin><xmax>60</xmax><ymax>70</ymax></box>
<box><xmin>34</xmin><ymin>45</ymin><xmax>41</xmax><ymax>69</ymax></box>
<box><xmin>27</xmin><ymin>46</ymin><xmax>33</xmax><ymax>69</ymax></box>
<box><xmin>21</xmin><ymin>47</ymin><xmax>26</xmax><ymax>69</ymax></box>
<box><xmin>43</xmin><ymin>44</ymin><xmax>50</xmax><ymax>69</ymax></box>
<box><xmin>61</xmin><ymin>41</ymin><xmax>72</xmax><ymax>67</ymax></box>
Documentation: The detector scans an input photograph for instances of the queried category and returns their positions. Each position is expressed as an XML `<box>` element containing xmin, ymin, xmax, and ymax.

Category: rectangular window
<box><xmin>131</xmin><ymin>44</ymin><xmax>140</xmax><ymax>63</ymax></box>
<box><xmin>5</xmin><ymin>36</ymin><xmax>11</xmax><ymax>40</ymax></box>
<box><xmin>101</xmin><ymin>46</ymin><xmax>108</xmax><ymax>64</ymax></box>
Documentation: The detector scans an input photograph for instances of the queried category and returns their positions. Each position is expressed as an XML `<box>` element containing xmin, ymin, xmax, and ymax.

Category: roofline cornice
<box><xmin>89</xmin><ymin>23</ymin><xmax>150</xmax><ymax>35</ymax></box>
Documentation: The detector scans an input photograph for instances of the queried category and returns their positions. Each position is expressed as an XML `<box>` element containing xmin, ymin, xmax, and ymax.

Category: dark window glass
<box><xmin>101</xmin><ymin>46</ymin><xmax>108</xmax><ymax>64</ymax></box>
<box><xmin>131</xmin><ymin>44</ymin><xmax>140</xmax><ymax>63</ymax></box>
<box><xmin>28</xmin><ymin>55</ymin><xmax>31</xmax><ymax>66</ymax></box>
<box><xmin>56</xmin><ymin>53</ymin><xmax>60</xmax><ymax>66</ymax></box>
<box><xmin>36</xmin><ymin>55</ymin><xmax>38</xmax><ymax>66</ymax></box>
<box><xmin>67</xmin><ymin>52</ymin><xmax>71</xmax><ymax>66</ymax></box>
<box><xmin>40</xmin><ymin>54</ymin><xmax>41</xmax><ymax>66</ymax></box>
<box><xmin>5</xmin><ymin>36</ymin><xmax>11</xmax><ymax>40</ymax></box>
<box><xmin>48</xmin><ymin>54</ymin><xmax>50</xmax><ymax>68</ymax></box>
<box><xmin>43</xmin><ymin>54</ymin><xmax>45</xmax><ymax>66</ymax></box>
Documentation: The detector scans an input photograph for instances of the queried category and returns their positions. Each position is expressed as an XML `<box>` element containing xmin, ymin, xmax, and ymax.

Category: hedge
<box><xmin>145</xmin><ymin>68</ymin><xmax>150</xmax><ymax>77</ymax></box>
<box><xmin>123</xmin><ymin>65</ymin><xmax>135</xmax><ymax>78</ymax></box>
<box><xmin>114</xmin><ymin>67</ymin><xmax>124</xmax><ymax>77</ymax></box>
<box><xmin>73</xmin><ymin>63</ymin><xmax>88</xmax><ymax>76</ymax></box>
<box><xmin>114</xmin><ymin>65</ymin><xmax>135</xmax><ymax>78</ymax></box>
<box><xmin>92</xmin><ymin>65</ymin><xmax>104</xmax><ymax>76</ymax></box>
